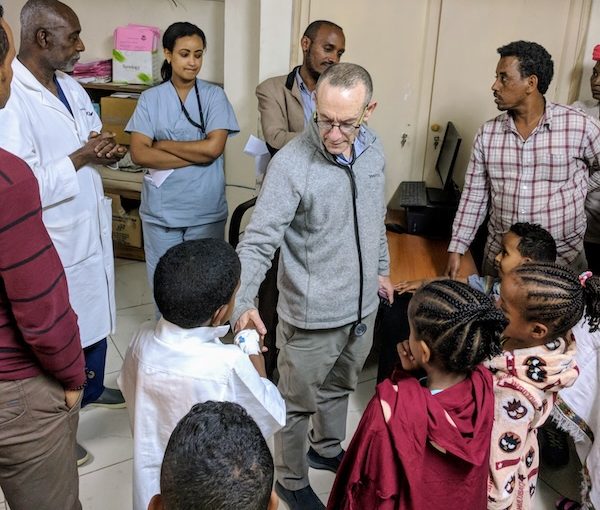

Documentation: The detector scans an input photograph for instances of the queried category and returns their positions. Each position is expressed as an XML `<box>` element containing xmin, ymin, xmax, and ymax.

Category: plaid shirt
<box><xmin>449</xmin><ymin>102</ymin><xmax>600</xmax><ymax>268</ymax></box>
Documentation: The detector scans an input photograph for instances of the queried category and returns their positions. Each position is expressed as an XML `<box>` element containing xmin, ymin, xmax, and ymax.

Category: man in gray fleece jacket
<box><xmin>232</xmin><ymin>63</ymin><xmax>394</xmax><ymax>510</ymax></box>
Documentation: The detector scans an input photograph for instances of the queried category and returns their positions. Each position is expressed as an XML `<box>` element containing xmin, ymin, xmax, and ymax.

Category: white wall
<box><xmin>4</xmin><ymin>0</ymin><xmax>225</xmax><ymax>83</ymax></box>
<box><xmin>258</xmin><ymin>0</ymin><xmax>293</xmax><ymax>82</ymax></box>
<box><xmin>577</xmin><ymin>0</ymin><xmax>600</xmax><ymax>101</ymax></box>
<box><xmin>223</xmin><ymin>0</ymin><xmax>260</xmax><ymax>219</ymax></box>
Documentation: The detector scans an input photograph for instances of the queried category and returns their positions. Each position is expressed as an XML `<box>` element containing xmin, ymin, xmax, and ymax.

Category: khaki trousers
<box><xmin>274</xmin><ymin>311</ymin><xmax>376</xmax><ymax>490</ymax></box>
<box><xmin>0</xmin><ymin>374</ymin><xmax>82</xmax><ymax>510</ymax></box>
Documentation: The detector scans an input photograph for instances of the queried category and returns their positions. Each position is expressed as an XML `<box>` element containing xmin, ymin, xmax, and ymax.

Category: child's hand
<box><xmin>394</xmin><ymin>279</ymin><xmax>423</xmax><ymax>294</ymax></box>
<box><xmin>234</xmin><ymin>329</ymin><xmax>261</xmax><ymax>355</ymax></box>
<box><xmin>397</xmin><ymin>340</ymin><xmax>419</xmax><ymax>371</ymax></box>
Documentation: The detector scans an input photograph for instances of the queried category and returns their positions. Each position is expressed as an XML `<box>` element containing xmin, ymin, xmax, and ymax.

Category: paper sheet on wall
<box><xmin>243</xmin><ymin>135</ymin><xmax>271</xmax><ymax>181</ymax></box>
<box><xmin>147</xmin><ymin>168</ymin><xmax>174</xmax><ymax>188</ymax></box>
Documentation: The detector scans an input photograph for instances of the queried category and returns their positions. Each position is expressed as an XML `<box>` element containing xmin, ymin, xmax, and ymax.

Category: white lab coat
<box><xmin>0</xmin><ymin>59</ymin><xmax>115</xmax><ymax>347</ymax></box>
<box><xmin>118</xmin><ymin>319</ymin><xmax>286</xmax><ymax>510</ymax></box>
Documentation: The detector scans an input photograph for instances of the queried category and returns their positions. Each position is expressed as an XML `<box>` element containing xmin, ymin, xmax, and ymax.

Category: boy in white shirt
<box><xmin>119</xmin><ymin>239</ymin><xmax>286</xmax><ymax>510</ymax></box>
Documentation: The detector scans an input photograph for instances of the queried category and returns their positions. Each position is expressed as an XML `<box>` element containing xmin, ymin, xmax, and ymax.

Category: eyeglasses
<box><xmin>314</xmin><ymin>104</ymin><xmax>368</xmax><ymax>135</ymax></box>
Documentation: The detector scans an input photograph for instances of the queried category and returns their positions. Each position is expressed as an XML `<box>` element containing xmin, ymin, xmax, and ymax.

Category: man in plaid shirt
<box><xmin>447</xmin><ymin>40</ymin><xmax>600</xmax><ymax>277</ymax></box>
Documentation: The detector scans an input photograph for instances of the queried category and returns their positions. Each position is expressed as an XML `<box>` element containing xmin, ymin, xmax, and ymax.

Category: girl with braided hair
<box><xmin>486</xmin><ymin>262</ymin><xmax>591</xmax><ymax>510</ymax></box>
<box><xmin>328</xmin><ymin>280</ymin><xmax>506</xmax><ymax>510</ymax></box>
<box><xmin>538</xmin><ymin>268</ymin><xmax>600</xmax><ymax>510</ymax></box>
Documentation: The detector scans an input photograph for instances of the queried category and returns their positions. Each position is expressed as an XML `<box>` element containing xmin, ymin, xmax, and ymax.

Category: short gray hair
<box><xmin>316</xmin><ymin>62</ymin><xmax>373</xmax><ymax>103</ymax></box>
<box><xmin>20</xmin><ymin>0</ymin><xmax>70</xmax><ymax>45</ymax></box>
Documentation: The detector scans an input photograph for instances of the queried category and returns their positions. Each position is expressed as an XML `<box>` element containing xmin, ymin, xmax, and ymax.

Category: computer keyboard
<box><xmin>396</xmin><ymin>181</ymin><xmax>427</xmax><ymax>207</ymax></box>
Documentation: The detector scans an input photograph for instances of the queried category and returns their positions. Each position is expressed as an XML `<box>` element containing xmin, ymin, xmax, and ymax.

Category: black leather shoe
<box><xmin>307</xmin><ymin>447</ymin><xmax>344</xmax><ymax>473</ymax></box>
<box><xmin>89</xmin><ymin>387</ymin><xmax>126</xmax><ymax>409</ymax></box>
<box><xmin>274</xmin><ymin>481</ymin><xmax>325</xmax><ymax>510</ymax></box>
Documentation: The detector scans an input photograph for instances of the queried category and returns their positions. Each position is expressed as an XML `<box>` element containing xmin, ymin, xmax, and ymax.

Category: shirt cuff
<box><xmin>448</xmin><ymin>239</ymin><xmax>468</xmax><ymax>255</ymax></box>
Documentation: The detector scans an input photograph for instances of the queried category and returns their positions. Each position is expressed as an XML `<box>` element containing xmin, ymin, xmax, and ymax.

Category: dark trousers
<box><xmin>259</xmin><ymin>251</ymin><xmax>279</xmax><ymax>380</ymax></box>
<box><xmin>375</xmin><ymin>292</ymin><xmax>412</xmax><ymax>382</ymax></box>
<box><xmin>0</xmin><ymin>374</ymin><xmax>82</xmax><ymax>510</ymax></box>
<box><xmin>82</xmin><ymin>337</ymin><xmax>107</xmax><ymax>407</ymax></box>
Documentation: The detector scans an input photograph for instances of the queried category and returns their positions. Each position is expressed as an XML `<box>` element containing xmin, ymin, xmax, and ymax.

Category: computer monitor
<box><xmin>427</xmin><ymin>121</ymin><xmax>462</xmax><ymax>204</ymax></box>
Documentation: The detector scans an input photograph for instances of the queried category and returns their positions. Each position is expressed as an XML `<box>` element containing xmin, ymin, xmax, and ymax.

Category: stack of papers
<box><xmin>72</xmin><ymin>59</ymin><xmax>112</xmax><ymax>83</ymax></box>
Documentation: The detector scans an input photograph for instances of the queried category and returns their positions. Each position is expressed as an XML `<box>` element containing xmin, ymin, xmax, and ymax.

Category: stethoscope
<box><xmin>339</xmin><ymin>147</ymin><xmax>367</xmax><ymax>337</ymax></box>
<box><xmin>174</xmin><ymin>80</ymin><xmax>206</xmax><ymax>135</ymax></box>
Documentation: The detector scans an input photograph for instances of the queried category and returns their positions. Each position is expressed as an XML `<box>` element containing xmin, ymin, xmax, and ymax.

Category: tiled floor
<box><xmin>0</xmin><ymin>258</ymin><xmax>581</xmax><ymax>509</ymax></box>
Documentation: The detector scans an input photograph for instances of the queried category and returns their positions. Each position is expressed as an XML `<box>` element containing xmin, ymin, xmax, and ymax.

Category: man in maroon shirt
<box><xmin>0</xmin><ymin>6</ymin><xmax>85</xmax><ymax>510</ymax></box>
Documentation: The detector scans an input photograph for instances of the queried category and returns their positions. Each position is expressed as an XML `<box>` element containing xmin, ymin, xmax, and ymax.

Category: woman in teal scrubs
<box><xmin>127</xmin><ymin>22</ymin><xmax>239</xmax><ymax>290</ymax></box>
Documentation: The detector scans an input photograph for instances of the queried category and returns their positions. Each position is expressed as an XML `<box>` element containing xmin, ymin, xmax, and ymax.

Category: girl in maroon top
<box><xmin>328</xmin><ymin>280</ymin><xmax>506</xmax><ymax>510</ymax></box>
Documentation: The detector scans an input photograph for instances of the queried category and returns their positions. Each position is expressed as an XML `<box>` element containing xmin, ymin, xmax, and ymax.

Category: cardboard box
<box><xmin>100</xmin><ymin>96</ymin><xmax>137</xmax><ymax>145</ymax></box>
<box><xmin>112</xmin><ymin>49</ymin><xmax>161</xmax><ymax>85</ymax></box>
<box><xmin>106</xmin><ymin>193</ymin><xmax>143</xmax><ymax>248</ymax></box>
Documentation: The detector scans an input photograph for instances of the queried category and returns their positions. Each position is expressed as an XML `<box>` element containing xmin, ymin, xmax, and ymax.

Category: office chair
<box><xmin>228</xmin><ymin>197</ymin><xmax>257</xmax><ymax>249</ymax></box>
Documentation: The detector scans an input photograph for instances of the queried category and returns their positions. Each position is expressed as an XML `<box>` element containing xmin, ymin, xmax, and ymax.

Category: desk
<box><xmin>385</xmin><ymin>206</ymin><xmax>477</xmax><ymax>280</ymax></box>
<box><xmin>387</xmin><ymin>231</ymin><xmax>477</xmax><ymax>282</ymax></box>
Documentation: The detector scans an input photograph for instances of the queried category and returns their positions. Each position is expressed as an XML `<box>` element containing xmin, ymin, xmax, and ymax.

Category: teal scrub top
<box><xmin>126</xmin><ymin>79</ymin><xmax>239</xmax><ymax>227</ymax></box>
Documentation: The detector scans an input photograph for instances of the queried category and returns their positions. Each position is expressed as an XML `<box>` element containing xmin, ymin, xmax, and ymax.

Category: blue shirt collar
<box><xmin>295</xmin><ymin>69</ymin><xmax>316</xmax><ymax>126</ymax></box>
<box><xmin>335</xmin><ymin>126</ymin><xmax>368</xmax><ymax>165</ymax></box>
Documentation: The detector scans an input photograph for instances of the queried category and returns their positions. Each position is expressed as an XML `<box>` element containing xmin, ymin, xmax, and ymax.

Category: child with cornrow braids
<box><xmin>486</xmin><ymin>262</ymin><xmax>599</xmax><ymax>510</ymax></box>
<box><xmin>328</xmin><ymin>280</ymin><xmax>507</xmax><ymax>510</ymax></box>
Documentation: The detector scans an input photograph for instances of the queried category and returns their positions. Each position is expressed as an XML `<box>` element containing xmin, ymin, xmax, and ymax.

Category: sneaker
<box><xmin>76</xmin><ymin>443</ymin><xmax>91</xmax><ymax>467</ymax></box>
<box><xmin>307</xmin><ymin>447</ymin><xmax>344</xmax><ymax>473</ymax></box>
<box><xmin>539</xmin><ymin>421</ymin><xmax>569</xmax><ymax>468</ymax></box>
<box><xmin>274</xmin><ymin>481</ymin><xmax>325</xmax><ymax>510</ymax></box>
<box><xmin>89</xmin><ymin>387</ymin><xmax>126</xmax><ymax>409</ymax></box>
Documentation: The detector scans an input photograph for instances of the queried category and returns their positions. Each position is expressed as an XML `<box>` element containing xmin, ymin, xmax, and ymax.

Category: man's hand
<box><xmin>234</xmin><ymin>309</ymin><xmax>268</xmax><ymax>352</ymax></box>
<box><xmin>378</xmin><ymin>275</ymin><xmax>395</xmax><ymax>305</ymax></box>
<box><xmin>89</xmin><ymin>131</ymin><xmax>128</xmax><ymax>161</ymax></box>
<box><xmin>397</xmin><ymin>340</ymin><xmax>419</xmax><ymax>371</ymax></box>
<box><xmin>69</xmin><ymin>132</ymin><xmax>126</xmax><ymax>169</ymax></box>
<box><xmin>64</xmin><ymin>388</ymin><xmax>83</xmax><ymax>410</ymax></box>
<box><xmin>394</xmin><ymin>279</ymin><xmax>424</xmax><ymax>294</ymax></box>
<box><xmin>445</xmin><ymin>252</ymin><xmax>462</xmax><ymax>279</ymax></box>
